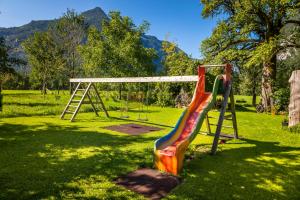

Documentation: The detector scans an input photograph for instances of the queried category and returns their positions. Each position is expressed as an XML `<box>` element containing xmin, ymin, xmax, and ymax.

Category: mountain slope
<box><xmin>0</xmin><ymin>7</ymin><xmax>169</xmax><ymax>72</ymax></box>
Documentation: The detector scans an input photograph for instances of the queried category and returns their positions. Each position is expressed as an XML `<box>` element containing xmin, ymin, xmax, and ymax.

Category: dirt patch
<box><xmin>104</xmin><ymin>123</ymin><xmax>163</xmax><ymax>135</ymax></box>
<box><xmin>115</xmin><ymin>168</ymin><xmax>181</xmax><ymax>200</ymax></box>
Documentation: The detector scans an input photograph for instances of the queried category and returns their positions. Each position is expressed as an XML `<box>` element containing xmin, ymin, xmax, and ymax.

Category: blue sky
<box><xmin>0</xmin><ymin>0</ymin><xmax>218</xmax><ymax>58</ymax></box>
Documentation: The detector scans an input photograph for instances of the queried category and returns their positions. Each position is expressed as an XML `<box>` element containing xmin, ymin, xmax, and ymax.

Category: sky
<box><xmin>0</xmin><ymin>0</ymin><xmax>219</xmax><ymax>58</ymax></box>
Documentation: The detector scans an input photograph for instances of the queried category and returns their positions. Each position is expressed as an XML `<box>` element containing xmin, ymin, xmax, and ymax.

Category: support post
<box><xmin>205</xmin><ymin>114</ymin><xmax>211</xmax><ymax>135</ymax></box>
<box><xmin>86</xmin><ymin>90</ymin><xmax>99</xmax><ymax>117</ymax></box>
<box><xmin>230</xmin><ymin>87</ymin><xmax>238</xmax><ymax>139</ymax></box>
<box><xmin>211</xmin><ymin>81</ymin><xmax>232</xmax><ymax>155</ymax></box>
<box><xmin>92</xmin><ymin>83</ymin><xmax>109</xmax><ymax>118</ymax></box>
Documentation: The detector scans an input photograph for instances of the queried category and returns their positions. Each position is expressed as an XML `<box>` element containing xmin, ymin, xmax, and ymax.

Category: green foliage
<box><xmin>200</xmin><ymin>0</ymin><xmax>300</xmax><ymax>110</ymax></box>
<box><xmin>154</xmin><ymin>83</ymin><xmax>173</xmax><ymax>107</ymax></box>
<box><xmin>273</xmin><ymin>88</ymin><xmax>290</xmax><ymax>112</ymax></box>
<box><xmin>277</xmin><ymin>49</ymin><xmax>300</xmax><ymax>89</ymax></box>
<box><xmin>0</xmin><ymin>37</ymin><xmax>18</xmax><ymax>69</ymax></box>
<box><xmin>162</xmin><ymin>41</ymin><xmax>196</xmax><ymax>76</ymax></box>
<box><xmin>159</xmin><ymin>40</ymin><xmax>197</xmax><ymax>105</ymax></box>
<box><xmin>201</xmin><ymin>1</ymin><xmax>299</xmax><ymax>65</ymax></box>
<box><xmin>22</xmin><ymin>32</ymin><xmax>65</xmax><ymax>94</ymax></box>
<box><xmin>22</xmin><ymin>10</ymin><xmax>87</xmax><ymax>93</ymax></box>
<box><xmin>49</xmin><ymin>9</ymin><xmax>87</xmax><ymax>79</ymax></box>
<box><xmin>0</xmin><ymin>36</ymin><xmax>25</xmax><ymax>94</ymax></box>
<box><xmin>79</xmin><ymin>11</ymin><xmax>157</xmax><ymax>77</ymax></box>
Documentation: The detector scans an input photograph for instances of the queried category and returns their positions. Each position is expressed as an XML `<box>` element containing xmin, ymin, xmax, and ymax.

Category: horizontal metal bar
<box><xmin>70</xmin><ymin>75</ymin><xmax>199</xmax><ymax>83</ymax></box>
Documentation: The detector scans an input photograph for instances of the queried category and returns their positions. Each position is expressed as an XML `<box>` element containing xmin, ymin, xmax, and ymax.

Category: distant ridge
<box><xmin>0</xmin><ymin>7</ymin><xmax>180</xmax><ymax>72</ymax></box>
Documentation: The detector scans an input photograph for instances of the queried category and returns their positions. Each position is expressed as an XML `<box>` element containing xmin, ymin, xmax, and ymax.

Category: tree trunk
<box><xmin>0</xmin><ymin>80</ymin><xmax>2</xmax><ymax>95</ymax></box>
<box><xmin>252</xmin><ymin>90</ymin><xmax>257</xmax><ymax>107</ymax></box>
<box><xmin>261</xmin><ymin>56</ymin><xmax>276</xmax><ymax>112</ymax></box>
<box><xmin>0</xmin><ymin>80</ymin><xmax>2</xmax><ymax>112</ymax></box>
<box><xmin>252</xmin><ymin>73</ymin><xmax>257</xmax><ymax>106</ymax></box>
<box><xmin>42</xmin><ymin>76</ymin><xmax>47</xmax><ymax>96</ymax></box>
<box><xmin>69</xmin><ymin>82</ymin><xmax>73</xmax><ymax>95</ymax></box>
<box><xmin>119</xmin><ymin>84</ymin><xmax>122</xmax><ymax>100</ymax></box>
<box><xmin>70</xmin><ymin>52</ymin><xmax>75</xmax><ymax>95</ymax></box>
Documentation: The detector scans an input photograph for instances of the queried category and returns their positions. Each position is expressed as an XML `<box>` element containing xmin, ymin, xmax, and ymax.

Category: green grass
<box><xmin>0</xmin><ymin>90</ymin><xmax>299</xmax><ymax>200</ymax></box>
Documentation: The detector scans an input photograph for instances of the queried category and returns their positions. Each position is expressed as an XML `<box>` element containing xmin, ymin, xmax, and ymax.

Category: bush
<box><xmin>175</xmin><ymin>88</ymin><xmax>191</xmax><ymax>108</ymax></box>
<box><xmin>154</xmin><ymin>83</ymin><xmax>173</xmax><ymax>107</ymax></box>
<box><xmin>273</xmin><ymin>88</ymin><xmax>290</xmax><ymax>112</ymax></box>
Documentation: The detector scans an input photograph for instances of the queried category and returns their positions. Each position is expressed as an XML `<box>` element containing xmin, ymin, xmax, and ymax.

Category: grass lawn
<box><xmin>0</xmin><ymin>90</ymin><xmax>299</xmax><ymax>199</ymax></box>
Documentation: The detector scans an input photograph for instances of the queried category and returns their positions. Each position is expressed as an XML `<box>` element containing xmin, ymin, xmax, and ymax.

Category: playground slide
<box><xmin>154</xmin><ymin>68</ymin><xmax>222</xmax><ymax>175</ymax></box>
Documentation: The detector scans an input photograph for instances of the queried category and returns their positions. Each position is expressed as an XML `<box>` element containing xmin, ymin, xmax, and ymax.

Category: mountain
<box><xmin>0</xmin><ymin>7</ymin><xmax>169</xmax><ymax>72</ymax></box>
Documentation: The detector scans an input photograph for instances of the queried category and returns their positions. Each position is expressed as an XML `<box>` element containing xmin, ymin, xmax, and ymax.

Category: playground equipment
<box><xmin>61</xmin><ymin>75</ymin><xmax>199</xmax><ymax>121</ymax></box>
<box><xmin>289</xmin><ymin>70</ymin><xmax>300</xmax><ymax>127</ymax></box>
<box><xmin>61</xmin><ymin>82</ymin><xmax>109</xmax><ymax>121</ymax></box>
<box><xmin>154</xmin><ymin>64</ymin><xmax>238</xmax><ymax>175</ymax></box>
<box><xmin>61</xmin><ymin>64</ymin><xmax>238</xmax><ymax>162</ymax></box>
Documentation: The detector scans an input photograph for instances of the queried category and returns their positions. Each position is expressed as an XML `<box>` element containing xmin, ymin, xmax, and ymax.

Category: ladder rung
<box><xmin>208</xmin><ymin>116</ymin><xmax>217</xmax><ymax>119</ymax></box>
<box><xmin>71</xmin><ymin>100</ymin><xmax>81</xmax><ymax>103</ymax></box>
<box><xmin>65</xmin><ymin>111</ymin><xmax>75</xmax><ymax>114</ymax></box>
<box><xmin>222</xmin><ymin>125</ymin><xmax>233</xmax><ymax>128</ymax></box>
<box><xmin>68</xmin><ymin>105</ymin><xmax>78</xmax><ymax>108</ymax></box>
<box><xmin>209</xmin><ymin>123</ymin><xmax>233</xmax><ymax>128</ymax></box>
<box><xmin>224</xmin><ymin>114</ymin><xmax>232</xmax><ymax>119</ymax></box>
<box><xmin>199</xmin><ymin>131</ymin><xmax>210</xmax><ymax>135</ymax></box>
<box><xmin>74</xmin><ymin>94</ymin><xmax>83</xmax><ymax>97</ymax></box>
<box><xmin>77</xmin><ymin>89</ymin><xmax>85</xmax><ymax>91</ymax></box>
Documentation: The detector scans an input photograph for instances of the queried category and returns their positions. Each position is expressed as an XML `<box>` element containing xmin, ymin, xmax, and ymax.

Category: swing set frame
<box><xmin>61</xmin><ymin>64</ymin><xmax>238</xmax><ymax>154</ymax></box>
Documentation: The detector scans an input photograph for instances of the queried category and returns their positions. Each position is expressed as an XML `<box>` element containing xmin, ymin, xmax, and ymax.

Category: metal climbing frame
<box><xmin>61</xmin><ymin>82</ymin><xmax>109</xmax><ymax>122</ymax></box>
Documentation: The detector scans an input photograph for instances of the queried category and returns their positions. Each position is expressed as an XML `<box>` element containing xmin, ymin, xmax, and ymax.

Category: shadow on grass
<box><xmin>0</xmin><ymin>123</ymin><xmax>156</xmax><ymax>199</ymax></box>
<box><xmin>234</xmin><ymin>104</ymin><xmax>256</xmax><ymax>113</ymax></box>
<box><xmin>1</xmin><ymin>122</ymin><xmax>299</xmax><ymax>199</ymax></box>
<box><xmin>5</xmin><ymin>102</ymin><xmax>61</xmax><ymax>106</ymax></box>
<box><xmin>111</xmin><ymin>117</ymin><xmax>174</xmax><ymax>129</ymax></box>
<box><xmin>171</xmin><ymin>138</ymin><xmax>300</xmax><ymax>200</ymax></box>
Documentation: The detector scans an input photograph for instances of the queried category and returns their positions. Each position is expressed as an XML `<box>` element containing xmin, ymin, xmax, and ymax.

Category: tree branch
<box><xmin>284</xmin><ymin>20</ymin><xmax>300</xmax><ymax>26</ymax></box>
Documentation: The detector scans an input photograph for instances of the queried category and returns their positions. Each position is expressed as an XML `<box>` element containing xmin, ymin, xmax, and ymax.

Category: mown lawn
<box><xmin>0</xmin><ymin>90</ymin><xmax>299</xmax><ymax>200</ymax></box>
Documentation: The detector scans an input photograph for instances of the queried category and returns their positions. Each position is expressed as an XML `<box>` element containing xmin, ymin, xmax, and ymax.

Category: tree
<box><xmin>160</xmin><ymin>40</ymin><xmax>197</xmax><ymax>106</ymax></box>
<box><xmin>0</xmin><ymin>37</ymin><xmax>15</xmax><ymax>93</ymax></box>
<box><xmin>238</xmin><ymin>65</ymin><xmax>261</xmax><ymax>106</ymax></box>
<box><xmin>22</xmin><ymin>32</ymin><xmax>65</xmax><ymax>95</ymax></box>
<box><xmin>200</xmin><ymin>0</ymin><xmax>300</xmax><ymax>111</ymax></box>
<box><xmin>0</xmin><ymin>37</ymin><xmax>25</xmax><ymax>111</ymax></box>
<box><xmin>49</xmin><ymin>9</ymin><xmax>87</xmax><ymax>92</ymax></box>
<box><xmin>0</xmin><ymin>37</ymin><xmax>26</xmax><ymax>91</ymax></box>
<box><xmin>0</xmin><ymin>37</ymin><xmax>14</xmax><ymax>111</ymax></box>
<box><xmin>79</xmin><ymin>11</ymin><xmax>157</xmax><ymax>99</ymax></box>
<box><xmin>79</xmin><ymin>11</ymin><xmax>157</xmax><ymax>77</ymax></box>
<box><xmin>162</xmin><ymin>41</ymin><xmax>196</xmax><ymax>76</ymax></box>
